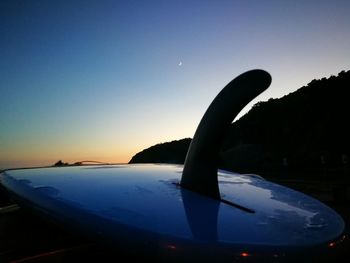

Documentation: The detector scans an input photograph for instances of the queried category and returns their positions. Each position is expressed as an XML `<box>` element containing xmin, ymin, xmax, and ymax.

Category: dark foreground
<box><xmin>1</xmin><ymin>180</ymin><xmax>349</xmax><ymax>263</ymax></box>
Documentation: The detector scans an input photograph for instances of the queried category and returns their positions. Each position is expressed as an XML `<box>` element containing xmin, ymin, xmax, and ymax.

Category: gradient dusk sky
<box><xmin>1</xmin><ymin>0</ymin><xmax>350</xmax><ymax>169</ymax></box>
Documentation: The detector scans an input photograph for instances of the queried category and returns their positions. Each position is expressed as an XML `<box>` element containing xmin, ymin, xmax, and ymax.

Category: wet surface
<box><xmin>0</xmin><ymin>164</ymin><xmax>348</xmax><ymax>262</ymax></box>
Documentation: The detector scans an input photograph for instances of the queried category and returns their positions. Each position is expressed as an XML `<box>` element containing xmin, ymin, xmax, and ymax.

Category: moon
<box><xmin>178</xmin><ymin>61</ymin><xmax>182</xmax><ymax>66</ymax></box>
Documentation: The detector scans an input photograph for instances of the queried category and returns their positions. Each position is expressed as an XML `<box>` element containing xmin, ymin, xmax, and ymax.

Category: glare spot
<box><xmin>167</xmin><ymin>244</ymin><xmax>177</xmax><ymax>250</ymax></box>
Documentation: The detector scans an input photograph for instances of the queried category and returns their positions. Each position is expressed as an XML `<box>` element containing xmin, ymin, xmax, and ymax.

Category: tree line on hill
<box><xmin>129</xmin><ymin>70</ymin><xmax>350</xmax><ymax>179</ymax></box>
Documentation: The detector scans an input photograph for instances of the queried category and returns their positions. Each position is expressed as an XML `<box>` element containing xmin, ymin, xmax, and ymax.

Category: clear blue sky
<box><xmin>1</xmin><ymin>0</ymin><xmax>350</xmax><ymax>169</ymax></box>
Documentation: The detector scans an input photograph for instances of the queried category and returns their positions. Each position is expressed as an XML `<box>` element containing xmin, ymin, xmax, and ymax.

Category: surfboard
<box><xmin>0</xmin><ymin>70</ymin><xmax>346</xmax><ymax>262</ymax></box>
<box><xmin>0</xmin><ymin>164</ymin><xmax>345</xmax><ymax>262</ymax></box>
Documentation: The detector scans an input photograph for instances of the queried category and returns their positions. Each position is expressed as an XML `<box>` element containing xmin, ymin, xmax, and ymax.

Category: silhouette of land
<box><xmin>130</xmin><ymin>70</ymin><xmax>350</xmax><ymax>180</ymax></box>
<box><xmin>129</xmin><ymin>138</ymin><xmax>192</xmax><ymax>164</ymax></box>
<box><xmin>220</xmin><ymin>70</ymin><xmax>350</xmax><ymax>178</ymax></box>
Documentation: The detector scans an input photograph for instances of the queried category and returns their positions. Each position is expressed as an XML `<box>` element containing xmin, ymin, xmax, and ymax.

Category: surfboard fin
<box><xmin>181</xmin><ymin>69</ymin><xmax>272</xmax><ymax>199</ymax></box>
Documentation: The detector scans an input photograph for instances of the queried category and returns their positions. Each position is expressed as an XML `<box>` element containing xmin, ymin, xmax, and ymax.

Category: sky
<box><xmin>1</xmin><ymin>0</ymin><xmax>350</xmax><ymax>169</ymax></box>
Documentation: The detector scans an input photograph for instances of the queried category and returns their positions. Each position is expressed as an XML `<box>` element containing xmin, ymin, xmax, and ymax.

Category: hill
<box><xmin>221</xmin><ymin>70</ymin><xmax>350</xmax><ymax>177</ymax></box>
<box><xmin>129</xmin><ymin>138</ymin><xmax>191</xmax><ymax>164</ymax></box>
<box><xmin>129</xmin><ymin>70</ymin><xmax>350</xmax><ymax>179</ymax></box>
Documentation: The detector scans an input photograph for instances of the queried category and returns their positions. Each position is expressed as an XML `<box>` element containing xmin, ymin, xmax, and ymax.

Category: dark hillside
<box><xmin>129</xmin><ymin>138</ymin><xmax>191</xmax><ymax>164</ymax></box>
<box><xmin>221</xmin><ymin>70</ymin><xmax>350</xmax><ymax>176</ymax></box>
<box><xmin>130</xmin><ymin>70</ymin><xmax>350</xmax><ymax>179</ymax></box>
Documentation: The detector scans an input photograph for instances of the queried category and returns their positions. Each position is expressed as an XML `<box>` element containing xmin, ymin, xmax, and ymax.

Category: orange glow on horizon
<box><xmin>0</xmin><ymin>152</ymin><xmax>133</xmax><ymax>170</ymax></box>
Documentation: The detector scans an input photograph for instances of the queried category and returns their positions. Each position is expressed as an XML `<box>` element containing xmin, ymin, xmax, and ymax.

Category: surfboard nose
<box><xmin>181</xmin><ymin>69</ymin><xmax>272</xmax><ymax>199</ymax></box>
